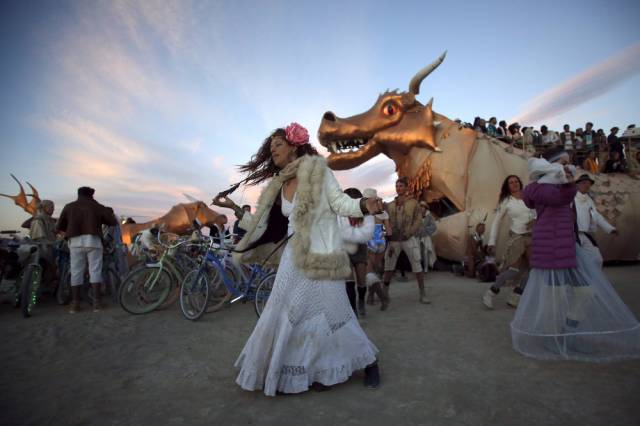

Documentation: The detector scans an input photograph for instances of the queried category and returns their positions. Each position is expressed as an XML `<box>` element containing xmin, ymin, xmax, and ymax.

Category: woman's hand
<box><xmin>212</xmin><ymin>195</ymin><xmax>236</xmax><ymax>209</ymax></box>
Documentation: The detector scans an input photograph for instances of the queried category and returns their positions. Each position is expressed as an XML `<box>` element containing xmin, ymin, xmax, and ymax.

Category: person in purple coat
<box><xmin>510</xmin><ymin>146</ymin><xmax>640</xmax><ymax>362</ymax></box>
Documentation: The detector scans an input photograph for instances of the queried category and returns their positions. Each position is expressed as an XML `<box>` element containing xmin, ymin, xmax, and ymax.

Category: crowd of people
<box><xmin>463</xmin><ymin>118</ymin><xmax>640</xmax><ymax>176</ymax></box>
<box><xmin>2</xmin><ymin>120</ymin><xmax>638</xmax><ymax>399</ymax></box>
<box><xmin>206</xmin><ymin>121</ymin><xmax>639</xmax><ymax>398</ymax></box>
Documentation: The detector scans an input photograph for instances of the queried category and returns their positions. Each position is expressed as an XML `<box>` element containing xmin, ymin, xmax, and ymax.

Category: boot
<box><xmin>345</xmin><ymin>281</ymin><xmax>357</xmax><ymax>315</ymax></box>
<box><xmin>418</xmin><ymin>282</ymin><xmax>431</xmax><ymax>304</ymax></box>
<box><xmin>69</xmin><ymin>286</ymin><xmax>81</xmax><ymax>314</ymax></box>
<box><xmin>92</xmin><ymin>283</ymin><xmax>103</xmax><ymax>312</ymax></box>
<box><xmin>357</xmin><ymin>286</ymin><xmax>367</xmax><ymax>317</ymax></box>
<box><xmin>364</xmin><ymin>362</ymin><xmax>380</xmax><ymax>389</ymax></box>
<box><xmin>379</xmin><ymin>283</ymin><xmax>390</xmax><ymax>311</ymax></box>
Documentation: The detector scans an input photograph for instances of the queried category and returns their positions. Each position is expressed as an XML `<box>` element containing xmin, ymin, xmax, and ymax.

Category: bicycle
<box><xmin>179</xmin><ymin>234</ymin><xmax>276</xmax><ymax>321</ymax></box>
<box><xmin>119</xmin><ymin>234</ymin><xmax>195</xmax><ymax>315</ymax></box>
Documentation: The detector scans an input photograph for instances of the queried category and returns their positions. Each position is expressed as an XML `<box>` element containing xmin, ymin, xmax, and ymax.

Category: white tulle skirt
<box><xmin>511</xmin><ymin>243</ymin><xmax>640</xmax><ymax>362</ymax></box>
<box><xmin>235</xmin><ymin>244</ymin><xmax>378</xmax><ymax>396</ymax></box>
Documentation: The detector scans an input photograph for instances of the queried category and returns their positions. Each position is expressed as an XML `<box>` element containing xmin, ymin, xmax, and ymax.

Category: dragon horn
<box><xmin>0</xmin><ymin>174</ymin><xmax>29</xmax><ymax>212</ymax></box>
<box><xmin>26</xmin><ymin>181</ymin><xmax>40</xmax><ymax>215</ymax></box>
<box><xmin>408</xmin><ymin>50</ymin><xmax>447</xmax><ymax>95</ymax></box>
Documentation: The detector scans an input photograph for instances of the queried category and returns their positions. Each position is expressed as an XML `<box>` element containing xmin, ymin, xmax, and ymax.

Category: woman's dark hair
<box><xmin>498</xmin><ymin>175</ymin><xmax>523</xmax><ymax>204</ymax></box>
<box><xmin>344</xmin><ymin>188</ymin><xmax>363</xmax><ymax>199</ymax></box>
<box><xmin>499</xmin><ymin>120</ymin><xmax>507</xmax><ymax>128</ymax></box>
<box><xmin>218</xmin><ymin>128</ymin><xmax>319</xmax><ymax>197</ymax></box>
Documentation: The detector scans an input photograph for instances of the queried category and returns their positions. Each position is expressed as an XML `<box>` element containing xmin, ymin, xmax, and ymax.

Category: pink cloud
<box><xmin>511</xmin><ymin>42</ymin><xmax>640</xmax><ymax>126</ymax></box>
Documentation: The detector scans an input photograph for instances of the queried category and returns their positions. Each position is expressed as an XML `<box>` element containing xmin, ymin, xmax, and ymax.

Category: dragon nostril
<box><xmin>323</xmin><ymin>111</ymin><xmax>336</xmax><ymax>122</ymax></box>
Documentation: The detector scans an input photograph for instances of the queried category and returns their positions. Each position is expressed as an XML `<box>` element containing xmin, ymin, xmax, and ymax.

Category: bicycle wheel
<box><xmin>206</xmin><ymin>266</ymin><xmax>232</xmax><ymax>313</ymax></box>
<box><xmin>179</xmin><ymin>269</ymin><xmax>209</xmax><ymax>321</ymax></box>
<box><xmin>254</xmin><ymin>272</ymin><xmax>276</xmax><ymax>318</ymax></box>
<box><xmin>56</xmin><ymin>264</ymin><xmax>71</xmax><ymax>305</ymax></box>
<box><xmin>119</xmin><ymin>267</ymin><xmax>172</xmax><ymax>315</ymax></box>
<box><xmin>21</xmin><ymin>265</ymin><xmax>41</xmax><ymax>318</ymax></box>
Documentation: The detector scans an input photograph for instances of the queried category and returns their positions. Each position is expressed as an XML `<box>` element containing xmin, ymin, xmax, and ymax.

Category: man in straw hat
<box><xmin>574</xmin><ymin>174</ymin><xmax>618</xmax><ymax>268</ymax></box>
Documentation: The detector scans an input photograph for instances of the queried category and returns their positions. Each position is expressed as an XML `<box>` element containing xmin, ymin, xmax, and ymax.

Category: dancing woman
<box><xmin>215</xmin><ymin>123</ymin><xmax>382</xmax><ymax>395</ymax></box>
<box><xmin>510</xmin><ymin>146</ymin><xmax>640</xmax><ymax>361</ymax></box>
<box><xmin>482</xmin><ymin>175</ymin><xmax>536</xmax><ymax>309</ymax></box>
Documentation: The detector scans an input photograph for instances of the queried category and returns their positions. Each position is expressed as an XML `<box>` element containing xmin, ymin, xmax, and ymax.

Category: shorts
<box><xmin>500</xmin><ymin>232</ymin><xmax>531</xmax><ymax>270</ymax></box>
<box><xmin>70</xmin><ymin>247</ymin><xmax>103</xmax><ymax>286</ymax></box>
<box><xmin>348</xmin><ymin>243</ymin><xmax>368</xmax><ymax>265</ymax></box>
<box><xmin>384</xmin><ymin>237</ymin><xmax>423</xmax><ymax>273</ymax></box>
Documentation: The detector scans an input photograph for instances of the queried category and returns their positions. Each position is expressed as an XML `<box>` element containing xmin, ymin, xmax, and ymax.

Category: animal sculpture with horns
<box><xmin>0</xmin><ymin>174</ymin><xmax>41</xmax><ymax>217</ymax></box>
<box><xmin>318</xmin><ymin>52</ymin><xmax>640</xmax><ymax>262</ymax></box>
<box><xmin>1</xmin><ymin>176</ymin><xmax>224</xmax><ymax>245</ymax></box>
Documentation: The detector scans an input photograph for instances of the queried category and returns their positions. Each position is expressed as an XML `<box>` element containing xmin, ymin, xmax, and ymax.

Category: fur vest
<box><xmin>235</xmin><ymin>155</ymin><xmax>363</xmax><ymax>280</ymax></box>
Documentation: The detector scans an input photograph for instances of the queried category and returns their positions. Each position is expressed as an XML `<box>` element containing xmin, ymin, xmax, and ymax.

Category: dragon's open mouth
<box><xmin>325</xmin><ymin>137</ymin><xmax>371</xmax><ymax>155</ymax></box>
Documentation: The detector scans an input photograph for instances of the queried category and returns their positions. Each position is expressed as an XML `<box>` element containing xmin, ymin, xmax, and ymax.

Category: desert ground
<box><xmin>1</xmin><ymin>265</ymin><xmax>639</xmax><ymax>426</ymax></box>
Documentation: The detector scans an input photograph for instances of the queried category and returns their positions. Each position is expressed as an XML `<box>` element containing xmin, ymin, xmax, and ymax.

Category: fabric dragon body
<box><xmin>317</xmin><ymin>53</ymin><xmax>640</xmax><ymax>262</ymax></box>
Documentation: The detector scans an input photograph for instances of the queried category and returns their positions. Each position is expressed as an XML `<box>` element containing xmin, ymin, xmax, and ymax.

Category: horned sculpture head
<box><xmin>0</xmin><ymin>174</ymin><xmax>41</xmax><ymax>216</ymax></box>
<box><xmin>318</xmin><ymin>51</ymin><xmax>447</xmax><ymax>170</ymax></box>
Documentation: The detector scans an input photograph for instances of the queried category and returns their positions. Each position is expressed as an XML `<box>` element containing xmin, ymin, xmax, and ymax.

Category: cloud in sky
<box><xmin>511</xmin><ymin>42</ymin><xmax>640</xmax><ymax>126</ymax></box>
<box><xmin>2</xmin><ymin>1</ymin><xmax>639</xmax><ymax>233</ymax></box>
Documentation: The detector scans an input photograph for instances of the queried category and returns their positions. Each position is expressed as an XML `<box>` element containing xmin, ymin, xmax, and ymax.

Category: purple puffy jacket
<box><xmin>522</xmin><ymin>182</ymin><xmax>578</xmax><ymax>269</ymax></box>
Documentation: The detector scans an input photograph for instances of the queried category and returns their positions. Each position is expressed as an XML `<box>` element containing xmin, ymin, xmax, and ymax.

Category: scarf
<box><xmin>278</xmin><ymin>156</ymin><xmax>304</xmax><ymax>182</ymax></box>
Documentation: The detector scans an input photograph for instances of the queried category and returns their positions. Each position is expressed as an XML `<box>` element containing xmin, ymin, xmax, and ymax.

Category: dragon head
<box><xmin>318</xmin><ymin>52</ymin><xmax>446</xmax><ymax>170</ymax></box>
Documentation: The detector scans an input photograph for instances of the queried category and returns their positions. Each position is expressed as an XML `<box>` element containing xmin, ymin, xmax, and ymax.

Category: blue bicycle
<box><xmin>179</xmin><ymin>235</ymin><xmax>276</xmax><ymax>321</ymax></box>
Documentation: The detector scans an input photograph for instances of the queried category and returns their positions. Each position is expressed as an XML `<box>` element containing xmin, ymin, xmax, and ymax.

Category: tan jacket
<box><xmin>386</xmin><ymin>197</ymin><xmax>421</xmax><ymax>241</ymax></box>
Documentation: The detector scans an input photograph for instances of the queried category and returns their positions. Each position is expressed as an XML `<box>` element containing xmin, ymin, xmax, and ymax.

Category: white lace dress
<box><xmin>235</xmin><ymin>191</ymin><xmax>379</xmax><ymax>396</ymax></box>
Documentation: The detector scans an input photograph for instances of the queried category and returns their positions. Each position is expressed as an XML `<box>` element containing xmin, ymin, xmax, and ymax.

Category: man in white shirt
<box><xmin>574</xmin><ymin>174</ymin><xmax>618</xmax><ymax>268</ymax></box>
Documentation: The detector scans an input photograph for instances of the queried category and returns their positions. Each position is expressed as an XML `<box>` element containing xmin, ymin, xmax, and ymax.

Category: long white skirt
<box><xmin>235</xmin><ymin>244</ymin><xmax>378</xmax><ymax>396</ymax></box>
<box><xmin>511</xmin><ymin>243</ymin><xmax>640</xmax><ymax>362</ymax></box>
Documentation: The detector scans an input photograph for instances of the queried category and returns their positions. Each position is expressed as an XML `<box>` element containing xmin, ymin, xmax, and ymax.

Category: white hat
<box><xmin>363</xmin><ymin>188</ymin><xmax>377</xmax><ymax>198</ymax></box>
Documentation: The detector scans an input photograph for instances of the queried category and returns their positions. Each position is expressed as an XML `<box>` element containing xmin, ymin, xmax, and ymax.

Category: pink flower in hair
<box><xmin>285</xmin><ymin>122</ymin><xmax>310</xmax><ymax>146</ymax></box>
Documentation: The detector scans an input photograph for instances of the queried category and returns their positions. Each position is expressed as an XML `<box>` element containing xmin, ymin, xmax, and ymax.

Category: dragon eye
<box><xmin>383</xmin><ymin>103</ymin><xmax>398</xmax><ymax>116</ymax></box>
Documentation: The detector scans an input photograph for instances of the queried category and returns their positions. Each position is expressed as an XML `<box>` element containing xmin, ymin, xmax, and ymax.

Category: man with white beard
<box><xmin>574</xmin><ymin>174</ymin><xmax>618</xmax><ymax>268</ymax></box>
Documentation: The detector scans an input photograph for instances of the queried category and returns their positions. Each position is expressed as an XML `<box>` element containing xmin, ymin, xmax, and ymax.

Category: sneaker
<box><xmin>506</xmin><ymin>292</ymin><xmax>521</xmax><ymax>308</ymax></box>
<box><xmin>482</xmin><ymin>289</ymin><xmax>496</xmax><ymax>309</ymax></box>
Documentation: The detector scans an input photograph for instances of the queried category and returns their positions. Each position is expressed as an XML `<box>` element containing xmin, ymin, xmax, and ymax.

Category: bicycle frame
<box><xmin>198</xmin><ymin>238</ymin><xmax>270</xmax><ymax>303</ymax></box>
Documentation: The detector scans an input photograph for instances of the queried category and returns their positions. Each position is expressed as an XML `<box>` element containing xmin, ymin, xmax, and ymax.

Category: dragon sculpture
<box><xmin>317</xmin><ymin>52</ymin><xmax>640</xmax><ymax>262</ymax></box>
<box><xmin>119</xmin><ymin>201</ymin><xmax>222</xmax><ymax>244</ymax></box>
<box><xmin>1</xmin><ymin>175</ymin><xmax>223</xmax><ymax>245</ymax></box>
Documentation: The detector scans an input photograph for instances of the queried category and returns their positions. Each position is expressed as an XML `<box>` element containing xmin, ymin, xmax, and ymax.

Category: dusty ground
<box><xmin>1</xmin><ymin>265</ymin><xmax>639</xmax><ymax>426</ymax></box>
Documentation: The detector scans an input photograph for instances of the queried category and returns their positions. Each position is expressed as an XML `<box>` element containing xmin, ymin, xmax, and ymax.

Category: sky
<box><xmin>1</xmin><ymin>0</ymin><xmax>639</xmax><ymax>232</ymax></box>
